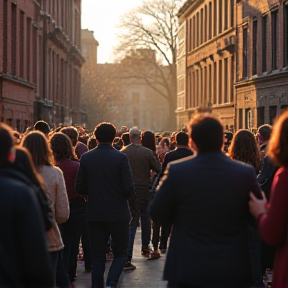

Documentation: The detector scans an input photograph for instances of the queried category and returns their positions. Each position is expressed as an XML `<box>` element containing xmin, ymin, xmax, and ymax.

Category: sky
<box><xmin>81</xmin><ymin>0</ymin><xmax>144</xmax><ymax>63</ymax></box>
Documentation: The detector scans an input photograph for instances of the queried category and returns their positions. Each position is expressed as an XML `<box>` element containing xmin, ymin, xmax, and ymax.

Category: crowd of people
<box><xmin>0</xmin><ymin>108</ymin><xmax>288</xmax><ymax>288</ymax></box>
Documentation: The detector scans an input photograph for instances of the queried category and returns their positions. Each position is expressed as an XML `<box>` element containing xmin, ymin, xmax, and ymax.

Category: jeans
<box><xmin>89</xmin><ymin>221</ymin><xmax>129</xmax><ymax>288</ymax></box>
<box><xmin>127</xmin><ymin>192</ymin><xmax>151</xmax><ymax>259</ymax></box>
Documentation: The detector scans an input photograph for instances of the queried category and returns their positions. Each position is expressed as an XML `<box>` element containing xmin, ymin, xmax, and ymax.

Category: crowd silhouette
<box><xmin>1</xmin><ymin>109</ymin><xmax>288</xmax><ymax>288</ymax></box>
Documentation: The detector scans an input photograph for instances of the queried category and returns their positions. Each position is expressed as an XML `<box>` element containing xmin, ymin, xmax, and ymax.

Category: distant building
<box><xmin>177</xmin><ymin>0</ymin><xmax>236</xmax><ymax>131</ymax></box>
<box><xmin>81</xmin><ymin>30</ymin><xmax>169</xmax><ymax>131</ymax></box>
<box><xmin>235</xmin><ymin>0</ymin><xmax>288</xmax><ymax>130</ymax></box>
<box><xmin>0</xmin><ymin>0</ymin><xmax>84</xmax><ymax>131</ymax></box>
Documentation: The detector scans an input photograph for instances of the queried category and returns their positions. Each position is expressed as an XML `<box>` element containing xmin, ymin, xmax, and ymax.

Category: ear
<box><xmin>189</xmin><ymin>138</ymin><xmax>198</xmax><ymax>152</ymax></box>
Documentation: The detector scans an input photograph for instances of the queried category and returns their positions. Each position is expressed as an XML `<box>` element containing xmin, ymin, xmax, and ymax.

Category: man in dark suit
<box><xmin>149</xmin><ymin>113</ymin><xmax>262</xmax><ymax>288</ymax></box>
<box><xmin>75</xmin><ymin>122</ymin><xmax>135</xmax><ymax>288</ymax></box>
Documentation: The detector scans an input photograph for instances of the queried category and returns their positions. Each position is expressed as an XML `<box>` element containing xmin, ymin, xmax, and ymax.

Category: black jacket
<box><xmin>0</xmin><ymin>169</ymin><xmax>53</xmax><ymax>288</ymax></box>
<box><xmin>75</xmin><ymin>144</ymin><xmax>135</xmax><ymax>222</ymax></box>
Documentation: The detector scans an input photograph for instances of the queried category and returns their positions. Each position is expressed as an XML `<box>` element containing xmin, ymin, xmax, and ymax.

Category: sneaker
<box><xmin>123</xmin><ymin>261</ymin><xmax>136</xmax><ymax>271</ymax></box>
<box><xmin>147</xmin><ymin>249</ymin><xmax>161</xmax><ymax>260</ymax></box>
<box><xmin>141</xmin><ymin>248</ymin><xmax>152</xmax><ymax>258</ymax></box>
<box><xmin>160</xmin><ymin>248</ymin><xmax>167</xmax><ymax>254</ymax></box>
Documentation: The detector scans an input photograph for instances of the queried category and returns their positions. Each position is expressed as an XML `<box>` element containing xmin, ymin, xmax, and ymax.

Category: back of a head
<box><xmin>50</xmin><ymin>132</ymin><xmax>75</xmax><ymax>161</ymax></box>
<box><xmin>176</xmin><ymin>131</ymin><xmax>189</xmax><ymax>146</ymax></box>
<box><xmin>34</xmin><ymin>120</ymin><xmax>50</xmax><ymax>135</ymax></box>
<box><xmin>121</xmin><ymin>132</ymin><xmax>130</xmax><ymax>146</ymax></box>
<box><xmin>21</xmin><ymin>131</ymin><xmax>52</xmax><ymax>168</ymax></box>
<box><xmin>60</xmin><ymin>126</ymin><xmax>79</xmax><ymax>146</ymax></box>
<box><xmin>258</xmin><ymin>124</ymin><xmax>272</xmax><ymax>142</ymax></box>
<box><xmin>228</xmin><ymin>129</ymin><xmax>261</xmax><ymax>171</ymax></box>
<box><xmin>0</xmin><ymin>123</ymin><xmax>14</xmax><ymax>166</ymax></box>
<box><xmin>189</xmin><ymin>113</ymin><xmax>223</xmax><ymax>153</ymax></box>
<box><xmin>94</xmin><ymin>122</ymin><xmax>116</xmax><ymax>143</ymax></box>
<box><xmin>141</xmin><ymin>130</ymin><xmax>156</xmax><ymax>152</ymax></box>
<box><xmin>129</xmin><ymin>128</ymin><xmax>141</xmax><ymax>143</ymax></box>
<box><xmin>268</xmin><ymin>109</ymin><xmax>288</xmax><ymax>166</ymax></box>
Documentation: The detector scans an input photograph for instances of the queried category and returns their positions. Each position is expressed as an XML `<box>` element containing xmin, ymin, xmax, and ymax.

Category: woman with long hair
<box><xmin>228</xmin><ymin>129</ymin><xmax>262</xmax><ymax>173</ymax></box>
<box><xmin>21</xmin><ymin>131</ymin><xmax>69</xmax><ymax>285</ymax></box>
<box><xmin>249</xmin><ymin>109</ymin><xmax>288</xmax><ymax>287</ymax></box>
<box><xmin>0</xmin><ymin>123</ymin><xmax>53</xmax><ymax>288</ymax></box>
<box><xmin>229</xmin><ymin>129</ymin><xmax>262</xmax><ymax>286</ymax></box>
<box><xmin>50</xmin><ymin>132</ymin><xmax>87</xmax><ymax>283</ymax></box>
<box><xmin>141</xmin><ymin>130</ymin><xmax>162</xmax><ymax>260</ymax></box>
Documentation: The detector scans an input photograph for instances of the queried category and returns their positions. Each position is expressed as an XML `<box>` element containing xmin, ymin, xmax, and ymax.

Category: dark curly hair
<box><xmin>229</xmin><ymin>129</ymin><xmax>261</xmax><ymax>172</ymax></box>
<box><xmin>50</xmin><ymin>132</ymin><xmax>76</xmax><ymax>161</ymax></box>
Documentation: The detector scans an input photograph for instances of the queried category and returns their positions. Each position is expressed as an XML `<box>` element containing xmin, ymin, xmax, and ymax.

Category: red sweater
<box><xmin>258</xmin><ymin>165</ymin><xmax>288</xmax><ymax>288</ymax></box>
<box><xmin>55</xmin><ymin>159</ymin><xmax>80</xmax><ymax>200</ymax></box>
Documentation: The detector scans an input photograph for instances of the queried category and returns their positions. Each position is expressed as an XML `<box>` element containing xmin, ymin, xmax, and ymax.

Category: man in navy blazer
<box><xmin>149</xmin><ymin>113</ymin><xmax>262</xmax><ymax>288</ymax></box>
<box><xmin>75</xmin><ymin>122</ymin><xmax>135</xmax><ymax>288</ymax></box>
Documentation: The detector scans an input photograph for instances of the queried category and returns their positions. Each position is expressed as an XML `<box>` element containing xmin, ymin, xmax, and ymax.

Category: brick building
<box><xmin>177</xmin><ymin>0</ymin><xmax>236</xmax><ymax>131</ymax></box>
<box><xmin>0</xmin><ymin>0</ymin><xmax>84</xmax><ymax>132</ymax></box>
<box><xmin>235</xmin><ymin>0</ymin><xmax>288</xmax><ymax>130</ymax></box>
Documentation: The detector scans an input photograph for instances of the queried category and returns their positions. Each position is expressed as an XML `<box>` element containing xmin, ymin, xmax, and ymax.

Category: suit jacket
<box><xmin>75</xmin><ymin>143</ymin><xmax>134</xmax><ymax>222</ymax></box>
<box><xmin>149</xmin><ymin>151</ymin><xmax>262</xmax><ymax>287</ymax></box>
<box><xmin>121</xmin><ymin>143</ymin><xmax>161</xmax><ymax>186</ymax></box>
<box><xmin>160</xmin><ymin>147</ymin><xmax>193</xmax><ymax>179</ymax></box>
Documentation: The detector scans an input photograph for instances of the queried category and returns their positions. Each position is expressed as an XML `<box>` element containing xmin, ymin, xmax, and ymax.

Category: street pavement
<box><xmin>73</xmin><ymin>227</ymin><xmax>168</xmax><ymax>288</ymax></box>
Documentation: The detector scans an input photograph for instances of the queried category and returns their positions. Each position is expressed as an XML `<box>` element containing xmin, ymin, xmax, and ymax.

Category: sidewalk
<box><xmin>74</xmin><ymin>227</ymin><xmax>168</xmax><ymax>288</ymax></box>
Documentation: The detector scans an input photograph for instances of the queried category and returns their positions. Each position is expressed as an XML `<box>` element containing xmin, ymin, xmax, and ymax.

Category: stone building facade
<box><xmin>235</xmin><ymin>0</ymin><xmax>288</xmax><ymax>130</ymax></box>
<box><xmin>177</xmin><ymin>0</ymin><xmax>236</xmax><ymax>131</ymax></box>
<box><xmin>0</xmin><ymin>0</ymin><xmax>84</xmax><ymax>132</ymax></box>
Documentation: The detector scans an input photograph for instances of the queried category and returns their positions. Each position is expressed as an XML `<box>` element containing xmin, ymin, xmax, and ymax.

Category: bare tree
<box><xmin>115</xmin><ymin>0</ymin><xmax>185</xmax><ymax>131</ymax></box>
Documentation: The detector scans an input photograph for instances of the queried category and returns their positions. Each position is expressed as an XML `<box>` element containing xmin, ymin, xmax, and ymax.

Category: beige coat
<box><xmin>40</xmin><ymin>165</ymin><xmax>69</xmax><ymax>252</ymax></box>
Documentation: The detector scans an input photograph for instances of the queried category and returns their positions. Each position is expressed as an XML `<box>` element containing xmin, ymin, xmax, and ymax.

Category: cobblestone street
<box><xmin>74</xmin><ymin>227</ymin><xmax>168</xmax><ymax>288</ymax></box>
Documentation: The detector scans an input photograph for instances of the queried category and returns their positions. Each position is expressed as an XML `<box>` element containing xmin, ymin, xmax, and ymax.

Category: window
<box><xmin>3</xmin><ymin>0</ymin><xmax>8</xmax><ymax>72</ymax></box>
<box><xmin>219</xmin><ymin>60</ymin><xmax>222</xmax><ymax>104</ymax></box>
<box><xmin>271</xmin><ymin>11</ymin><xmax>278</xmax><ymax>70</ymax></box>
<box><xmin>257</xmin><ymin>107</ymin><xmax>265</xmax><ymax>127</ymax></box>
<box><xmin>11</xmin><ymin>4</ymin><xmax>17</xmax><ymax>75</ymax></box>
<box><xmin>20</xmin><ymin>11</ymin><xmax>24</xmax><ymax>78</ymax></box>
<box><xmin>209</xmin><ymin>2</ymin><xmax>212</xmax><ymax>39</ymax></box>
<box><xmin>252</xmin><ymin>20</ymin><xmax>258</xmax><ymax>75</ymax></box>
<box><xmin>262</xmin><ymin>15</ymin><xmax>267</xmax><ymax>72</ymax></box>
<box><xmin>219</xmin><ymin>0</ymin><xmax>223</xmax><ymax>34</ymax></box>
<box><xmin>224</xmin><ymin>58</ymin><xmax>228</xmax><ymax>103</ymax></box>
<box><xmin>27</xmin><ymin>18</ymin><xmax>31</xmax><ymax>81</ymax></box>
<box><xmin>224</xmin><ymin>0</ymin><xmax>228</xmax><ymax>30</ymax></box>
<box><xmin>33</xmin><ymin>27</ymin><xmax>37</xmax><ymax>84</ymax></box>
<box><xmin>243</xmin><ymin>27</ymin><xmax>248</xmax><ymax>78</ymax></box>
<box><xmin>284</xmin><ymin>4</ymin><xmax>288</xmax><ymax>67</ymax></box>
<box><xmin>239</xmin><ymin>109</ymin><xmax>243</xmax><ymax>129</ymax></box>
<box><xmin>230</xmin><ymin>0</ymin><xmax>234</xmax><ymax>27</ymax></box>
<box><xmin>269</xmin><ymin>106</ymin><xmax>277</xmax><ymax>124</ymax></box>
<box><xmin>214</xmin><ymin>1</ymin><xmax>217</xmax><ymax>36</ymax></box>
<box><xmin>213</xmin><ymin>62</ymin><xmax>217</xmax><ymax>104</ymax></box>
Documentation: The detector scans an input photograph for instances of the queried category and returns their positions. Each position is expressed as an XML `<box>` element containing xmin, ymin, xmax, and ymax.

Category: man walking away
<box><xmin>149</xmin><ymin>113</ymin><xmax>262</xmax><ymax>288</ymax></box>
<box><xmin>75</xmin><ymin>122</ymin><xmax>135</xmax><ymax>288</ymax></box>
<box><xmin>121</xmin><ymin>128</ymin><xmax>161</xmax><ymax>270</ymax></box>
